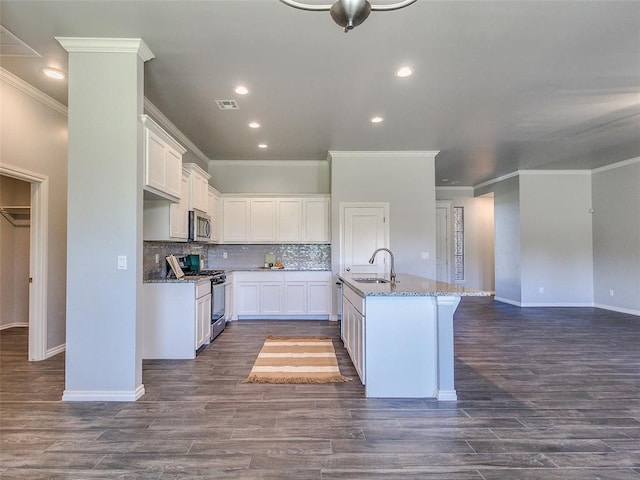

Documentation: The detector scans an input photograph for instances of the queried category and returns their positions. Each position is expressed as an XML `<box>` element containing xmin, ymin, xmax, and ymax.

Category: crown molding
<box><xmin>592</xmin><ymin>156</ymin><xmax>640</xmax><ymax>173</ymax></box>
<box><xmin>0</xmin><ymin>68</ymin><xmax>68</xmax><ymax>116</ymax></box>
<box><xmin>328</xmin><ymin>150</ymin><xmax>440</xmax><ymax>159</ymax></box>
<box><xmin>55</xmin><ymin>37</ymin><xmax>154</xmax><ymax>61</ymax></box>
<box><xmin>210</xmin><ymin>159</ymin><xmax>329</xmax><ymax>167</ymax></box>
<box><xmin>143</xmin><ymin>99</ymin><xmax>211</xmax><ymax>165</ymax></box>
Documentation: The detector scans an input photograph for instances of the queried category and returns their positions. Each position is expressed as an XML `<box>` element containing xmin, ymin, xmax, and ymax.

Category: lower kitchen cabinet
<box><xmin>342</xmin><ymin>283</ymin><xmax>365</xmax><ymax>383</ymax></box>
<box><xmin>231</xmin><ymin>271</ymin><xmax>331</xmax><ymax>320</ymax></box>
<box><xmin>143</xmin><ymin>279</ymin><xmax>211</xmax><ymax>359</ymax></box>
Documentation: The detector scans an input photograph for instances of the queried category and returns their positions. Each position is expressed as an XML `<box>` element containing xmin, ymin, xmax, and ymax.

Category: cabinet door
<box><xmin>164</xmin><ymin>147</ymin><xmax>182</xmax><ymax>199</ymax></box>
<box><xmin>284</xmin><ymin>282</ymin><xmax>307</xmax><ymax>315</ymax></box>
<box><xmin>307</xmin><ymin>282</ymin><xmax>331</xmax><ymax>314</ymax></box>
<box><xmin>196</xmin><ymin>294</ymin><xmax>211</xmax><ymax>348</ymax></box>
<box><xmin>304</xmin><ymin>198</ymin><xmax>330</xmax><ymax>242</ymax></box>
<box><xmin>236</xmin><ymin>283</ymin><xmax>260</xmax><ymax>315</ymax></box>
<box><xmin>250</xmin><ymin>199</ymin><xmax>277</xmax><ymax>242</ymax></box>
<box><xmin>169</xmin><ymin>173</ymin><xmax>189</xmax><ymax>239</ymax></box>
<box><xmin>193</xmin><ymin>174</ymin><xmax>209</xmax><ymax>213</ymax></box>
<box><xmin>222</xmin><ymin>199</ymin><xmax>250</xmax><ymax>242</ymax></box>
<box><xmin>146</xmin><ymin>130</ymin><xmax>166</xmax><ymax>192</ymax></box>
<box><xmin>208</xmin><ymin>188</ymin><xmax>220</xmax><ymax>243</ymax></box>
<box><xmin>260</xmin><ymin>282</ymin><xmax>283</xmax><ymax>314</ymax></box>
<box><xmin>277</xmin><ymin>199</ymin><xmax>302</xmax><ymax>242</ymax></box>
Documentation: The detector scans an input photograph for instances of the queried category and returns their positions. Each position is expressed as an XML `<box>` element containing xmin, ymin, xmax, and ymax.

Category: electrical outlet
<box><xmin>539</xmin><ymin>287</ymin><xmax>544</xmax><ymax>294</ymax></box>
<box><xmin>223</xmin><ymin>251</ymin><xmax>228</xmax><ymax>259</ymax></box>
<box><xmin>155</xmin><ymin>254</ymin><xmax>159</xmax><ymax>264</ymax></box>
<box><xmin>610</xmin><ymin>289</ymin><xmax>614</xmax><ymax>297</ymax></box>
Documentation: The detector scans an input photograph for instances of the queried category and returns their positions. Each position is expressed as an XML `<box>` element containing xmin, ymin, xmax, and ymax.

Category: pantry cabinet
<box><xmin>221</xmin><ymin>195</ymin><xmax>330</xmax><ymax>244</ymax></box>
<box><xmin>141</xmin><ymin>115</ymin><xmax>185</xmax><ymax>202</ymax></box>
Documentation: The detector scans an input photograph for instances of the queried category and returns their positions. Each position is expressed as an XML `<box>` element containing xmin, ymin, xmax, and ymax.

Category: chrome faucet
<box><xmin>368</xmin><ymin>248</ymin><xmax>396</xmax><ymax>283</ymax></box>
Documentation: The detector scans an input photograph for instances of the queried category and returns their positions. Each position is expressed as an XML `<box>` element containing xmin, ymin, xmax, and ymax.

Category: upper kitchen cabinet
<box><xmin>221</xmin><ymin>195</ymin><xmax>330</xmax><ymax>244</ymax></box>
<box><xmin>183</xmin><ymin>163</ymin><xmax>210</xmax><ymax>214</ymax></box>
<box><xmin>303</xmin><ymin>197</ymin><xmax>330</xmax><ymax>243</ymax></box>
<box><xmin>144</xmin><ymin>168</ymin><xmax>189</xmax><ymax>241</ymax></box>
<box><xmin>141</xmin><ymin>115</ymin><xmax>186</xmax><ymax>202</ymax></box>
<box><xmin>208</xmin><ymin>185</ymin><xmax>221</xmax><ymax>243</ymax></box>
<box><xmin>222</xmin><ymin>198</ymin><xmax>251</xmax><ymax>242</ymax></box>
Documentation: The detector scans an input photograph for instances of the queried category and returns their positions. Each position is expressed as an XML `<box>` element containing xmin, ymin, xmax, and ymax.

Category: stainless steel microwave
<box><xmin>188</xmin><ymin>210</ymin><xmax>211</xmax><ymax>242</ymax></box>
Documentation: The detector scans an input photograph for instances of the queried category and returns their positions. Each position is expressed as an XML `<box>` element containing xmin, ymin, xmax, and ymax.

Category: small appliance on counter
<box><xmin>177</xmin><ymin>254</ymin><xmax>202</xmax><ymax>273</ymax></box>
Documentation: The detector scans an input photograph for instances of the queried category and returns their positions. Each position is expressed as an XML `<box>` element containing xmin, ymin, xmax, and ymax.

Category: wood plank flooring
<box><xmin>1</xmin><ymin>297</ymin><xmax>639</xmax><ymax>479</ymax></box>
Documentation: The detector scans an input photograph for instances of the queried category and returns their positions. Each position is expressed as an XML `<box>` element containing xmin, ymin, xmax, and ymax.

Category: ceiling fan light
<box><xmin>330</xmin><ymin>0</ymin><xmax>371</xmax><ymax>32</ymax></box>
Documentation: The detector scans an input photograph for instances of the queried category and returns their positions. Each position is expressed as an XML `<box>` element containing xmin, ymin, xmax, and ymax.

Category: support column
<box><xmin>435</xmin><ymin>295</ymin><xmax>461</xmax><ymax>401</ymax></box>
<box><xmin>58</xmin><ymin>38</ymin><xmax>154</xmax><ymax>401</ymax></box>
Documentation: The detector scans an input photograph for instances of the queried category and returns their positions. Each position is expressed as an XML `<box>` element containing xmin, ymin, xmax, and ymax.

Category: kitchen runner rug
<box><xmin>244</xmin><ymin>335</ymin><xmax>350</xmax><ymax>384</ymax></box>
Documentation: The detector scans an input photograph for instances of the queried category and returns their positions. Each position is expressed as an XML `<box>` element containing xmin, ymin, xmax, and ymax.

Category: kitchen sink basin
<box><xmin>353</xmin><ymin>277</ymin><xmax>390</xmax><ymax>284</ymax></box>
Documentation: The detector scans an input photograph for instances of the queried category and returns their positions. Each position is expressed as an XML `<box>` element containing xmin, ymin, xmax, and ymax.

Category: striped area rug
<box><xmin>244</xmin><ymin>335</ymin><xmax>350</xmax><ymax>384</ymax></box>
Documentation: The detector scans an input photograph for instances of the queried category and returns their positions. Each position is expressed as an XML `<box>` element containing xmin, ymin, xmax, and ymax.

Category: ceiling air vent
<box><xmin>215</xmin><ymin>100</ymin><xmax>239</xmax><ymax>110</ymax></box>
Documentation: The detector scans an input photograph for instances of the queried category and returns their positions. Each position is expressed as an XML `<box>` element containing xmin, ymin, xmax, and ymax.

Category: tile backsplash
<box><xmin>144</xmin><ymin>242</ymin><xmax>331</xmax><ymax>279</ymax></box>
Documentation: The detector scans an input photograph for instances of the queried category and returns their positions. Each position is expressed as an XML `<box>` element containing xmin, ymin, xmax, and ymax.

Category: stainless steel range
<box><xmin>199</xmin><ymin>269</ymin><xmax>227</xmax><ymax>341</ymax></box>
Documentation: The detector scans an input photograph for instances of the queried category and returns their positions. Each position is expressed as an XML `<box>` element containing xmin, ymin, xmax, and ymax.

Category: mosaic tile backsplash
<box><xmin>144</xmin><ymin>242</ymin><xmax>331</xmax><ymax>279</ymax></box>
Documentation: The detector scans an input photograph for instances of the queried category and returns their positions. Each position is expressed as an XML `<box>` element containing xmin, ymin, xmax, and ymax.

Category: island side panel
<box><xmin>435</xmin><ymin>295</ymin><xmax>461</xmax><ymax>401</ymax></box>
<box><xmin>364</xmin><ymin>295</ymin><xmax>437</xmax><ymax>398</ymax></box>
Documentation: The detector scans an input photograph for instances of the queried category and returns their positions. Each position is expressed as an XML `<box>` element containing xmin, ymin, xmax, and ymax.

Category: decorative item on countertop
<box><xmin>166</xmin><ymin>255</ymin><xmax>185</xmax><ymax>279</ymax></box>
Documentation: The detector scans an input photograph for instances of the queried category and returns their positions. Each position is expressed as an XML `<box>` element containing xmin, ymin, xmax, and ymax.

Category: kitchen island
<box><xmin>338</xmin><ymin>272</ymin><xmax>489</xmax><ymax>400</ymax></box>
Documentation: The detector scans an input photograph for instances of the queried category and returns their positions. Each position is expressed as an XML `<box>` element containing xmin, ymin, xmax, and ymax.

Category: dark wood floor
<box><xmin>1</xmin><ymin>297</ymin><xmax>639</xmax><ymax>479</ymax></box>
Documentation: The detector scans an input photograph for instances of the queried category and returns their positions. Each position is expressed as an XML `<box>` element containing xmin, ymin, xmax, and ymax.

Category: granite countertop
<box><xmin>228</xmin><ymin>267</ymin><xmax>331</xmax><ymax>272</ymax></box>
<box><xmin>145</xmin><ymin>275</ymin><xmax>213</xmax><ymax>284</ymax></box>
<box><xmin>338</xmin><ymin>272</ymin><xmax>491</xmax><ymax>297</ymax></box>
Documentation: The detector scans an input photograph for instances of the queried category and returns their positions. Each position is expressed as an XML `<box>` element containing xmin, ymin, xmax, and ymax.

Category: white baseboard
<box><xmin>520</xmin><ymin>302</ymin><xmax>593</xmax><ymax>307</ymax></box>
<box><xmin>594</xmin><ymin>303</ymin><xmax>640</xmax><ymax>317</ymax></box>
<box><xmin>0</xmin><ymin>322</ymin><xmax>29</xmax><ymax>330</ymax></box>
<box><xmin>46</xmin><ymin>343</ymin><xmax>65</xmax><ymax>358</ymax></box>
<box><xmin>63</xmin><ymin>384</ymin><xmax>146</xmax><ymax>402</ymax></box>
<box><xmin>436</xmin><ymin>389</ymin><xmax>458</xmax><ymax>401</ymax></box>
<box><xmin>494</xmin><ymin>296</ymin><xmax>521</xmax><ymax>307</ymax></box>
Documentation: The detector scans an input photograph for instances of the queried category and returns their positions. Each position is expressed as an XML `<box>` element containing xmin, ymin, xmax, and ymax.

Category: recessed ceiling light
<box><xmin>370</xmin><ymin>116</ymin><xmax>384</xmax><ymax>123</ymax></box>
<box><xmin>258</xmin><ymin>143</ymin><xmax>268</xmax><ymax>149</ymax></box>
<box><xmin>249</xmin><ymin>122</ymin><xmax>261</xmax><ymax>129</ymax></box>
<box><xmin>43</xmin><ymin>68</ymin><xmax>65</xmax><ymax>80</ymax></box>
<box><xmin>235</xmin><ymin>85</ymin><xmax>249</xmax><ymax>95</ymax></box>
<box><xmin>396</xmin><ymin>66</ymin><xmax>413</xmax><ymax>78</ymax></box>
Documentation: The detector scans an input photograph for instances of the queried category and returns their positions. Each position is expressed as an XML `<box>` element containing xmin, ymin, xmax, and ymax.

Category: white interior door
<box><xmin>341</xmin><ymin>204</ymin><xmax>388</xmax><ymax>274</ymax></box>
<box><xmin>436</xmin><ymin>203</ymin><xmax>451</xmax><ymax>283</ymax></box>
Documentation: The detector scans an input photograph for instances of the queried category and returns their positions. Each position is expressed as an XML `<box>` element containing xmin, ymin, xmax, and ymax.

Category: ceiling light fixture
<box><xmin>278</xmin><ymin>0</ymin><xmax>418</xmax><ymax>33</ymax></box>
<box><xmin>258</xmin><ymin>143</ymin><xmax>268</xmax><ymax>149</ymax></box>
<box><xmin>42</xmin><ymin>67</ymin><xmax>65</xmax><ymax>80</ymax></box>
<box><xmin>396</xmin><ymin>66</ymin><xmax>413</xmax><ymax>78</ymax></box>
<box><xmin>249</xmin><ymin>122</ymin><xmax>261</xmax><ymax>129</ymax></box>
<box><xmin>235</xmin><ymin>85</ymin><xmax>249</xmax><ymax>95</ymax></box>
<box><xmin>370</xmin><ymin>116</ymin><xmax>384</xmax><ymax>123</ymax></box>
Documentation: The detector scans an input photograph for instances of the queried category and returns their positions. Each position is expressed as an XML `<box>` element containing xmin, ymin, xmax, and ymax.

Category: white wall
<box><xmin>330</xmin><ymin>151</ymin><xmax>438</xmax><ymax>278</ymax></box>
<box><xmin>519</xmin><ymin>172</ymin><xmax>594</xmax><ymax>306</ymax></box>
<box><xmin>435</xmin><ymin>188</ymin><xmax>495</xmax><ymax>291</ymax></box>
<box><xmin>592</xmin><ymin>159</ymin><xmax>640</xmax><ymax>314</ymax></box>
<box><xmin>0</xmin><ymin>72</ymin><xmax>68</xmax><ymax>348</ymax></box>
<box><xmin>209</xmin><ymin>160</ymin><xmax>330</xmax><ymax>194</ymax></box>
<box><xmin>0</xmin><ymin>176</ymin><xmax>31</xmax><ymax>327</ymax></box>
<box><xmin>491</xmin><ymin>176</ymin><xmax>522</xmax><ymax>304</ymax></box>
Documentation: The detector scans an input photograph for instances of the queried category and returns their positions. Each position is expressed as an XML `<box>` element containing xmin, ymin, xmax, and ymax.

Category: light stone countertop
<box><xmin>338</xmin><ymin>272</ymin><xmax>491</xmax><ymax>297</ymax></box>
<box><xmin>144</xmin><ymin>275</ymin><xmax>213</xmax><ymax>284</ymax></box>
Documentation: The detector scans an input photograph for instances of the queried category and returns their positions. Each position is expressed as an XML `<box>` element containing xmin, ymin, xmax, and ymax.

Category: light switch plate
<box><xmin>117</xmin><ymin>255</ymin><xmax>127</xmax><ymax>270</ymax></box>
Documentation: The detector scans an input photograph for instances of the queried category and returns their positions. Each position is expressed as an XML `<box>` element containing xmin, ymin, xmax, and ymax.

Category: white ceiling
<box><xmin>1</xmin><ymin>0</ymin><xmax>639</xmax><ymax>186</ymax></box>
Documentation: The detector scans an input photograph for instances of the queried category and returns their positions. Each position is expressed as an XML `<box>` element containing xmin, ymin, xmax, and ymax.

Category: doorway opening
<box><xmin>0</xmin><ymin>164</ymin><xmax>48</xmax><ymax>361</ymax></box>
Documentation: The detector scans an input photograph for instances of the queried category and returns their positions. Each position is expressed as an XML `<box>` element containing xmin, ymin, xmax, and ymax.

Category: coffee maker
<box><xmin>177</xmin><ymin>254</ymin><xmax>202</xmax><ymax>273</ymax></box>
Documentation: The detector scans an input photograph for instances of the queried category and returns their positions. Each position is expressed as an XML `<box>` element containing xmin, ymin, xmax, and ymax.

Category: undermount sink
<box><xmin>353</xmin><ymin>277</ymin><xmax>390</xmax><ymax>284</ymax></box>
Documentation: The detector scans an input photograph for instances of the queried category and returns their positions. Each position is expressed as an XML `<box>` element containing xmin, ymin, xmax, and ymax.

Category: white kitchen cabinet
<box><xmin>220</xmin><ymin>195</ymin><xmax>329</xmax><ymax>244</ymax></box>
<box><xmin>222</xmin><ymin>198</ymin><xmax>250</xmax><ymax>242</ymax></box>
<box><xmin>303</xmin><ymin>197</ymin><xmax>330</xmax><ymax>242</ymax></box>
<box><xmin>143</xmin><ymin>279</ymin><xmax>211</xmax><ymax>359</ymax></box>
<box><xmin>250</xmin><ymin>198</ymin><xmax>277</xmax><ymax>242</ymax></box>
<box><xmin>277</xmin><ymin>198</ymin><xmax>303</xmax><ymax>242</ymax></box>
<box><xmin>342</xmin><ymin>283</ymin><xmax>365</xmax><ymax>383</ymax></box>
<box><xmin>184</xmin><ymin>163</ymin><xmax>210</xmax><ymax>214</ymax></box>
<box><xmin>208</xmin><ymin>186</ymin><xmax>221</xmax><ymax>243</ymax></box>
<box><xmin>143</xmin><ymin>169</ymin><xmax>189</xmax><ymax>241</ymax></box>
<box><xmin>141</xmin><ymin>115</ymin><xmax>185</xmax><ymax>202</ymax></box>
<box><xmin>230</xmin><ymin>271</ymin><xmax>331</xmax><ymax>320</ymax></box>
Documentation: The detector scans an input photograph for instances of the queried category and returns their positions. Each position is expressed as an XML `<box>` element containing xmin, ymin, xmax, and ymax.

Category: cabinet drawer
<box><xmin>195</xmin><ymin>280</ymin><xmax>211</xmax><ymax>299</ymax></box>
<box><xmin>344</xmin><ymin>283</ymin><xmax>365</xmax><ymax>315</ymax></box>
